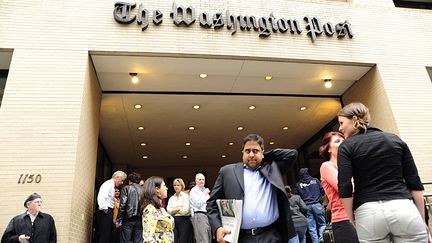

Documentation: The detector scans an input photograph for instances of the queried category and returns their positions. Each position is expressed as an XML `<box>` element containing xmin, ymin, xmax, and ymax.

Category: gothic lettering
<box><xmin>137</xmin><ymin>4</ymin><xmax>149</xmax><ymax>31</ymax></box>
<box><xmin>170</xmin><ymin>3</ymin><xmax>196</xmax><ymax>26</ymax></box>
<box><xmin>200</xmin><ymin>12</ymin><xmax>213</xmax><ymax>28</ymax></box>
<box><xmin>304</xmin><ymin>16</ymin><xmax>323</xmax><ymax>43</ymax></box>
<box><xmin>113</xmin><ymin>2</ymin><xmax>136</xmax><ymax>24</ymax></box>
<box><xmin>153</xmin><ymin>9</ymin><xmax>163</xmax><ymax>25</ymax></box>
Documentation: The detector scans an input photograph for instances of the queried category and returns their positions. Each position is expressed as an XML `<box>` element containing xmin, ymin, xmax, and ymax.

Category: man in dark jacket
<box><xmin>296</xmin><ymin>168</ymin><xmax>325</xmax><ymax>243</ymax></box>
<box><xmin>116</xmin><ymin>172</ymin><xmax>144</xmax><ymax>243</ymax></box>
<box><xmin>1</xmin><ymin>193</ymin><xmax>57</xmax><ymax>243</ymax></box>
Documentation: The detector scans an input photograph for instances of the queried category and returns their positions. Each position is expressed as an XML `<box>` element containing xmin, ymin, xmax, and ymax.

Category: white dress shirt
<box><xmin>189</xmin><ymin>186</ymin><xmax>209</xmax><ymax>213</ymax></box>
<box><xmin>167</xmin><ymin>191</ymin><xmax>191</xmax><ymax>216</ymax></box>
<box><xmin>97</xmin><ymin>178</ymin><xmax>115</xmax><ymax>210</ymax></box>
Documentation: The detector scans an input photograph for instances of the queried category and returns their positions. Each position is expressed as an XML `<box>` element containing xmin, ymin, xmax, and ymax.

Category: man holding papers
<box><xmin>207</xmin><ymin>134</ymin><xmax>298</xmax><ymax>243</ymax></box>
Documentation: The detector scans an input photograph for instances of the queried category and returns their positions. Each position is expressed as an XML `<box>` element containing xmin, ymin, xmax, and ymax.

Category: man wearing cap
<box><xmin>1</xmin><ymin>193</ymin><xmax>57</xmax><ymax>243</ymax></box>
<box><xmin>97</xmin><ymin>170</ymin><xmax>127</xmax><ymax>243</ymax></box>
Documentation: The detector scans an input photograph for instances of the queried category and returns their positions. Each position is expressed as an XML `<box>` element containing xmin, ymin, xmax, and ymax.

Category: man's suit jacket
<box><xmin>206</xmin><ymin>148</ymin><xmax>298</xmax><ymax>241</ymax></box>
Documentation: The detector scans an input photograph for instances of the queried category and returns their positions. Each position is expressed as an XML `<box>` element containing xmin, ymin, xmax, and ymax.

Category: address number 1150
<box><xmin>17</xmin><ymin>174</ymin><xmax>42</xmax><ymax>184</ymax></box>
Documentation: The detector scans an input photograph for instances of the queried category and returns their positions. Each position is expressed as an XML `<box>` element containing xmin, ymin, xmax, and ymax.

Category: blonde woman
<box><xmin>141</xmin><ymin>176</ymin><xmax>174</xmax><ymax>242</ymax></box>
<box><xmin>167</xmin><ymin>178</ymin><xmax>193</xmax><ymax>243</ymax></box>
<box><xmin>337</xmin><ymin>102</ymin><xmax>427</xmax><ymax>243</ymax></box>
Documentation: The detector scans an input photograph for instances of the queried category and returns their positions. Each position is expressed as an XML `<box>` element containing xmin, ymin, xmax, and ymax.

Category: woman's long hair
<box><xmin>140</xmin><ymin>176</ymin><xmax>164</xmax><ymax>211</ymax></box>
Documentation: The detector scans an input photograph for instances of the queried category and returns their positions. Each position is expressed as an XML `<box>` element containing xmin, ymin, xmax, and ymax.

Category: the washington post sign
<box><xmin>114</xmin><ymin>1</ymin><xmax>354</xmax><ymax>43</ymax></box>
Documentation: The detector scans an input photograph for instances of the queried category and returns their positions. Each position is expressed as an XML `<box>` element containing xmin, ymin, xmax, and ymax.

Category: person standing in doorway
<box><xmin>189</xmin><ymin>173</ymin><xmax>212</xmax><ymax>243</ymax></box>
<box><xmin>97</xmin><ymin>171</ymin><xmax>127</xmax><ymax>243</ymax></box>
<box><xmin>117</xmin><ymin>172</ymin><xmax>144</xmax><ymax>243</ymax></box>
<box><xmin>296</xmin><ymin>168</ymin><xmax>326</xmax><ymax>243</ymax></box>
<box><xmin>167</xmin><ymin>178</ymin><xmax>193</xmax><ymax>243</ymax></box>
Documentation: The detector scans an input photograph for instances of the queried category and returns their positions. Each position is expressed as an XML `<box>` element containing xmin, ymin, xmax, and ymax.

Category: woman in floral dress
<box><xmin>141</xmin><ymin>176</ymin><xmax>174</xmax><ymax>243</ymax></box>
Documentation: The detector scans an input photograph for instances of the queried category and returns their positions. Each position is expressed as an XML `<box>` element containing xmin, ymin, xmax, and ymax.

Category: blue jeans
<box><xmin>306</xmin><ymin>203</ymin><xmax>326</xmax><ymax>243</ymax></box>
<box><xmin>288</xmin><ymin>226</ymin><xmax>307</xmax><ymax>243</ymax></box>
<box><xmin>120</xmin><ymin>217</ymin><xmax>143</xmax><ymax>243</ymax></box>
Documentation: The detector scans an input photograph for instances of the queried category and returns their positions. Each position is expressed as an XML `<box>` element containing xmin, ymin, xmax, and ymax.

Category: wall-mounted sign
<box><xmin>113</xmin><ymin>2</ymin><xmax>354</xmax><ymax>43</ymax></box>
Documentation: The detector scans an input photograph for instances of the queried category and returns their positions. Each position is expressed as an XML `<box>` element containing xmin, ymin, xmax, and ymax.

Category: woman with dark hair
<box><xmin>337</xmin><ymin>102</ymin><xmax>427</xmax><ymax>242</ymax></box>
<box><xmin>319</xmin><ymin>131</ymin><xmax>359</xmax><ymax>243</ymax></box>
<box><xmin>141</xmin><ymin>176</ymin><xmax>174</xmax><ymax>242</ymax></box>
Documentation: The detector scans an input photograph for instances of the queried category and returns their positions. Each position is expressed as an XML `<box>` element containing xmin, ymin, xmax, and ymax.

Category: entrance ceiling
<box><xmin>91</xmin><ymin>54</ymin><xmax>371</xmax><ymax>168</ymax></box>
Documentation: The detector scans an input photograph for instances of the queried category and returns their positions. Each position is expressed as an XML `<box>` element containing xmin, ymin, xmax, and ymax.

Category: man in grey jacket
<box><xmin>117</xmin><ymin>172</ymin><xmax>144</xmax><ymax>243</ymax></box>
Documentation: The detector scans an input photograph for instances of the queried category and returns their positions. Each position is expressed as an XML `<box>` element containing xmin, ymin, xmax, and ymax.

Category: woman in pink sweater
<box><xmin>319</xmin><ymin>131</ymin><xmax>359</xmax><ymax>243</ymax></box>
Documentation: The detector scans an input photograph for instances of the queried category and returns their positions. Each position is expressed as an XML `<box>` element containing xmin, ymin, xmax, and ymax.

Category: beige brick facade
<box><xmin>1</xmin><ymin>0</ymin><xmax>431</xmax><ymax>241</ymax></box>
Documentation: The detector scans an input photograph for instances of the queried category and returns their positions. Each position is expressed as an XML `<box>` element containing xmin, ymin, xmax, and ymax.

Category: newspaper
<box><xmin>216</xmin><ymin>199</ymin><xmax>242</xmax><ymax>243</ymax></box>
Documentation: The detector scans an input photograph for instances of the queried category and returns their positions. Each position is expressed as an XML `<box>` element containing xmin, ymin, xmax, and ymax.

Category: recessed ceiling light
<box><xmin>129</xmin><ymin>73</ymin><xmax>139</xmax><ymax>84</ymax></box>
<box><xmin>237</xmin><ymin>126</ymin><xmax>244</xmax><ymax>131</ymax></box>
<box><xmin>140</xmin><ymin>143</ymin><xmax>147</xmax><ymax>146</ymax></box>
<box><xmin>265</xmin><ymin>76</ymin><xmax>273</xmax><ymax>81</ymax></box>
<box><xmin>300</xmin><ymin>106</ymin><xmax>307</xmax><ymax>111</ymax></box>
<box><xmin>324</xmin><ymin>79</ymin><xmax>332</xmax><ymax>88</ymax></box>
<box><xmin>199</xmin><ymin>73</ymin><xmax>207</xmax><ymax>78</ymax></box>
<box><xmin>221</xmin><ymin>155</ymin><xmax>227</xmax><ymax>158</ymax></box>
<box><xmin>193</xmin><ymin>105</ymin><xmax>200</xmax><ymax>109</ymax></box>
<box><xmin>138</xmin><ymin>126</ymin><xmax>145</xmax><ymax>130</ymax></box>
<box><xmin>188</xmin><ymin>126</ymin><xmax>195</xmax><ymax>130</ymax></box>
<box><xmin>142</xmin><ymin>155</ymin><xmax>148</xmax><ymax>159</ymax></box>
<box><xmin>228</xmin><ymin>142</ymin><xmax>234</xmax><ymax>146</ymax></box>
<box><xmin>269</xmin><ymin>141</ymin><xmax>275</xmax><ymax>145</ymax></box>
<box><xmin>134</xmin><ymin>104</ymin><xmax>142</xmax><ymax>109</ymax></box>
<box><xmin>282</xmin><ymin>127</ymin><xmax>289</xmax><ymax>131</ymax></box>
<box><xmin>185</xmin><ymin>142</ymin><xmax>191</xmax><ymax>146</ymax></box>
<box><xmin>248</xmin><ymin>105</ymin><xmax>256</xmax><ymax>110</ymax></box>
<box><xmin>182</xmin><ymin>155</ymin><xmax>188</xmax><ymax>159</ymax></box>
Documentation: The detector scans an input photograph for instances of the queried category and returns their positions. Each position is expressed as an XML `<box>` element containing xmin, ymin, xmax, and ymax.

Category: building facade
<box><xmin>0</xmin><ymin>0</ymin><xmax>431</xmax><ymax>242</ymax></box>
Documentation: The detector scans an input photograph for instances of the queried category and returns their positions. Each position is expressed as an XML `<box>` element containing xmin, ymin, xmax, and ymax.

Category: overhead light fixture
<box><xmin>193</xmin><ymin>105</ymin><xmax>200</xmax><ymax>109</ymax></box>
<box><xmin>265</xmin><ymin>76</ymin><xmax>273</xmax><ymax>81</ymax></box>
<box><xmin>185</xmin><ymin>142</ymin><xmax>191</xmax><ymax>146</ymax></box>
<box><xmin>142</xmin><ymin>155</ymin><xmax>148</xmax><ymax>159</ymax></box>
<box><xmin>200</xmin><ymin>73</ymin><xmax>207</xmax><ymax>78</ymax></box>
<box><xmin>221</xmin><ymin>155</ymin><xmax>227</xmax><ymax>158</ymax></box>
<box><xmin>138</xmin><ymin>126</ymin><xmax>145</xmax><ymax>130</ymax></box>
<box><xmin>269</xmin><ymin>141</ymin><xmax>275</xmax><ymax>145</ymax></box>
<box><xmin>134</xmin><ymin>104</ymin><xmax>142</xmax><ymax>109</ymax></box>
<box><xmin>324</xmin><ymin>79</ymin><xmax>332</xmax><ymax>88</ymax></box>
<box><xmin>248</xmin><ymin>105</ymin><xmax>256</xmax><ymax>110</ymax></box>
<box><xmin>282</xmin><ymin>127</ymin><xmax>289</xmax><ymax>130</ymax></box>
<box><xmin>300</xmin><ymin>106</ymin><xmax>307</xmax><ymax>111</ymax></box>
<box><xmin>228</xmin><ymin>142</ymin><xmax>234</xmax><ymax>146</ymax></box>
<box><xmin>129</xmin><ymin>73</ymin><xmax>139</xmax><ymax>84</ymax></box>
<box><xmin>140</xmin><ymin>143</ymin><xmax>147</xmax><ymax>146</ymax></box>
<box><xmin>237</xmin><ymin>126</ymin><xmax>244</xmax><ymax>131</ymax></box>
<box><xmin>188</xmin><ymin>126</ymin><xmax>195</xmax><ymax>130</ymax></box>
<box><xmin>182</xmin><ymin>155</ymin><xmax>188</xmax><ymax>159</ymax></box>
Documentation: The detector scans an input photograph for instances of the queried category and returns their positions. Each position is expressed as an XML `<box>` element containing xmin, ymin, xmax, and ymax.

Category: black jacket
<box><xmin>1</xmin><ymin>212</ymin><xmax>56</xmax><ymax>243</ymax></box>
<box><xmin>118</xmin><ymin>183</ymin><xmax>144</xmax><ymax>221</ymax></box>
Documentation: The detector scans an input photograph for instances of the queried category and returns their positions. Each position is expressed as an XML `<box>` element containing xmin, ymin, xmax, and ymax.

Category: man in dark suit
<box><xmin>207</xmin><ymin>134</ymin><xmax>298</xmax><ymax>243</ymax></box>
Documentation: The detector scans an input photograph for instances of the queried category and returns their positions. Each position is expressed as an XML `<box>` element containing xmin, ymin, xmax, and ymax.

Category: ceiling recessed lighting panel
<box><xmin>188</xmin><ymin>126</ymin><xmax>195</xmax><ymax>130</ymax></box>
<box><xmin>237</xmin><ymin>126</ymin><xmax>244</xmax><ymax>131</ymax></box>
<box><xmin>140</xmin><ymin>143</ymin><xmax>147</xmax><ymax>146</ymax></box>
<box><xmin>282</xmin><ymin>127</ymin><xmax>289</xmax><ymax>130</ymax></box>
<box><xmin>228</xmin><ymin>142</ymin><xmax>234</xmax><ymax>146</ymax></box>
<box><xmin>269</xmin><ymin>141</ymin><xmax>275</xmax><ymax>145</ymax></box>
<box><xmin>134</xmin><ymin>104</ymin><xmax>142</xmax><ymax>109</ymax></box>
<box><xmin>265</xmin><ymin>76</ymin><xmax>273</xmax><ymax>81</ymax></box>
<box><xmin>193</xmin><ymin>105</ymin><xmax>200</xmax><ymax>109</ymax></box>
<box><xmin>221</xmin><ymin>155</ymin><xmax>227</xmax><ymax>158</ymax></box>
<box><xmin>199</xmin><ymin>73</ymin><xmax>207</xmax><ymax>78</ymax></box>
<box><xmin>138</xmin><ymin>126</ymin><xmax>145</xmax><ymax>130</ymax></box>
<box><xmin>185</xmin><ymin>142</ymin><xmax>191</xmax><ymax>146</ymax></box>
<box><xmin>129</xmin><ymin>73</ymin><xmax>139</xmax><ymax>84</ymax></box>
<box><xmin>300</xmin><ymin>106</ymin><xmax>307</xmax><ymax>111</ymax></box>
<box><xmin>324</xmin><ymin>79</ymin><xmax>332</xmax><ymax>88</ymax></box>
<box><xmin>142</xmin><ymin>155</ymin><xmax>148</xmax><ymax>159</ymax></box>
<box><xmin>248</xmin><ymin>105</ymin><xmax>256</xmax><ymax>110</ymax></box>
<box><xmin>182</xmin><ymin>155</ymin><xmax>188</xmax><ymax>159</ymax></box>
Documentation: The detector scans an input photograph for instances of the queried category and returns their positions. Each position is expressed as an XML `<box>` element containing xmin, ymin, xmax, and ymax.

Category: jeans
<box><xmin>288</xmin><ymin>226</ymin><xmax>307</xmax><ymax>243</ymax></box>
<box><xmin>306</xmin><ymin>203</ymin><xmax>326</xmax><ymax>243</ymax></box>
<box><xmin>355</xmin><ymin>199</ymin><xmax>427</xmax><ymax>243</ymax></box>
<box><xmin>120</xmin><ymin>217</ymin><xmax>143</xmax><ymax>243</ymax></box>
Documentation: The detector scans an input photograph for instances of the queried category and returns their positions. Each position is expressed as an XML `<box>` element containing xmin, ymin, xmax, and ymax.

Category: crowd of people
<box><xmin>1</xmin><ymin>102</ymin><xmax>430</xmax><ymax>243</ymax></box>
